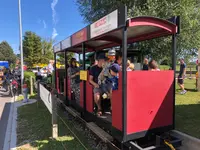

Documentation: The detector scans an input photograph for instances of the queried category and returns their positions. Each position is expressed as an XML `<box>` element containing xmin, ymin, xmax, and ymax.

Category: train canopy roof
<box><xmin>53</xmin><ymin>6</ymin><xmax>179</xmax><ymax>54</ymax></box>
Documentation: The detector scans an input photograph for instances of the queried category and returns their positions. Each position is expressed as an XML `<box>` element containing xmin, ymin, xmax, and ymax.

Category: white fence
<box><xmin>39</xmin><ymin>83</ymin><xmax>52</xmax><ymax>114</ymax></box>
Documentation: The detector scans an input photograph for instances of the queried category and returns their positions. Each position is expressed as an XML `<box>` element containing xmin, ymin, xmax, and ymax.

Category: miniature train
<box><xmin>53</xmin><ymin>6</ymin><xmax>181</xmax><ymax>150</ymax></box>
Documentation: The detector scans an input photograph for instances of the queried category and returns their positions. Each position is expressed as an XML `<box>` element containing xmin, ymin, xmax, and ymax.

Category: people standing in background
<box><xmin>143</xmin><ymin>58</ymin><xmax>149</xmax><ymax>70</ymax></box>
<box><xmin>178</xmin><ymin>58</ymin><xmax>187</xmax><ymax>94</ymax></box>
<box><xmin>47</xmin><ymin>60</ymin><xmax>54</xmax><ymax>75</ymax></box>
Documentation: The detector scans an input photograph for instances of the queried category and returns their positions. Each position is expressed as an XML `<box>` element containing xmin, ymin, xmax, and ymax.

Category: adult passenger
<box><xmin>148</xmin><ymin>60</ymin><xmax>160</xmax><ymax>71</ymax></box>
<box><xmin>127</xmin><ymin>60</ymin><xmax>134</xmax><ymax>71</ymax></box>
<box><xmin>89</xmin><ymin>54</ymin><xmax>106</xmax><ymax>116</ymax></box>
<box><xmin>68</xmin><ymin>58</ymin><xmax>80</xmax><ymax>103</ymax></box>
<box><xmin>178</xmin><ymin>58</ymin><xmax>187</xmax><ymax>94</ymax></box>
<box><xmin>143</xmin><ymin>58</ymin><xmax>149</xmax><ymax>70</ymax></box>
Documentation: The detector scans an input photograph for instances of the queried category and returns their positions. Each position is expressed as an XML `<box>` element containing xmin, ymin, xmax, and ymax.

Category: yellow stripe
<box><xmin>164</xmin><ymin>140</ymin><xmax>176</xmax><ymax>150</ymax></box>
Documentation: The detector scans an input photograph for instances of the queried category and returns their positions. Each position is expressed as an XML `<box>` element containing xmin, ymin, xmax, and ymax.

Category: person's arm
<box><xmin>183</xmin><ymin>64</ymin><xmax>186</xmax><ymax>78</ymax></box>
<box><xmin>68</xmin><ymin>68</ymin><xmax>79</xmax><ymax>79</ymax></box>
<box><xmin>89</xmin><ymin>75</ymin><xmax>99</xmax><ymax>88</ymax></box>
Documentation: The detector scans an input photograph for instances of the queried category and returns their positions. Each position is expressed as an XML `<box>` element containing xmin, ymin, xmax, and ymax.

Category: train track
<box><xmin>56</xmin><ymin>98</ymin><xmax>120</xmax><ymax>150</ymax></box>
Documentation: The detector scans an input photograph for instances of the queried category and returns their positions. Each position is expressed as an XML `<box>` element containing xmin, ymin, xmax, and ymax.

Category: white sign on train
<box><xmin>39</xmin><ymin>84</ymin><xmax>52</xmax><ymax>114</ymax></box>
<box><xmin>53</xmin><ymin>43</ymin><xmax>61</xmax><ymax>53</ymax></box>
<box><xmin>61</xmin><ymin>37</ymin><xmax>71</xmax><ymax>50</ymax></box>
<box><xmin>90</xmin><ymin>10</ymin><xmax>118</xmax><ymax>38</ymax></box>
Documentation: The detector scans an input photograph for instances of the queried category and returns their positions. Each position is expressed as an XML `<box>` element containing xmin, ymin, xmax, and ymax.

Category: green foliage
<box><xmin>41</xmin><ymin>38</ymin><xmax>54</xmax><ymax>64</ymax></box>
<box><xmin>0</xmin><ymin>41</ymin><xmax>16</xmax><ymax>64</ymax></box>
<box><xmin>76</xmin><ymin>0</ymin><xmax>200</xmax><ymax>62</ymax></box>
<box><xmin>23</xmin><ymin>31</ymin><xmax>54</xmax><ymax>67</ymax></box>
<box><xmin>24</xmin><ymin>71</ymin><xmax>35</xmax><ymax>91</ymax></box>
<box><xmin>57</xmin><ymin>52</ymin><xmax>74</xmax><ymax>64</ymax></box>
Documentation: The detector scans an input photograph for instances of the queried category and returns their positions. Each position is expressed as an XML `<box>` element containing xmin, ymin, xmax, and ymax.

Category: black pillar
<box><xmin>82</xmin><ymin>43</ymin><xmax>86</xmax><ymax>112</ymax></box>
<box><xmin>65</xmin><ymin>50</ymin><xmax>68</xmax><ymax>105</ymax></box>
<box><xmin>172</xmin><ymin>34</ymin><xmax>176</xmax><ymax>129</ymax></box>
<box><xmin>54</xmin><ymin>53</ymin><xmax>57</xmax><ymax>89</ymax></box>
<box><xmin>121</xmin><ymin>5</ymin><xmax>127</xmax><ymax>142</ymax></box>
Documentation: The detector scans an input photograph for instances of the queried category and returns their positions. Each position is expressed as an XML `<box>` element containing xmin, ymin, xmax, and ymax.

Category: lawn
<box><xmin>175</xmin><ymin>78</ymin><xmax>200</xmax><ymax>138</ymax></box>
<box><xmin>159</xmin><ymin>65</ymin><xmax>197</xmax><ymax>71</ymax></box>
<box><xmin>17</xmin><ymin>100</ymin><xmax>93</xmax><ymax>150</ymax></box>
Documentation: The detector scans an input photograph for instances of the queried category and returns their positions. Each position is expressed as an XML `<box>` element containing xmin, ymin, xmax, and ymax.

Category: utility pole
<box><xmin>18</xmin><ymin>0</ymin><xmax>24</xmax><ymax>93</ymax></box>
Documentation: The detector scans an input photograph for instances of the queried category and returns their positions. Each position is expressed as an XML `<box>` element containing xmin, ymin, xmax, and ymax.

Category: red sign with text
<box><xmin>71</xmin><ymin>28</ymin><xmax>87</xmax><ymax>46</ymax></box>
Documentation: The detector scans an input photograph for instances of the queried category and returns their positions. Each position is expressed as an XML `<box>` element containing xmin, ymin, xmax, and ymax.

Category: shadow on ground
<box><xmin>175</xmin><ymin>104</ymin><xmax>200</xmax><ymax>139</ymax></box>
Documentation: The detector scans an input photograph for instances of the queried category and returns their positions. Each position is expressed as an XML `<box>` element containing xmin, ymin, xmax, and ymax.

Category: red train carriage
<box><xmin>53</xmin><ymin>6</ymin><xmax>181</xmax><ymax>149</ymax></box>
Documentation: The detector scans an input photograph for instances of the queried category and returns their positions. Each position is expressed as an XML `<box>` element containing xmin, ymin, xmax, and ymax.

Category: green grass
<box><xmin>159</xmin><ymin>65</ymin><xmax>197</xmax><ymax>71</ymax></box>
<box><xmin>175</xmin><ymin>79</ymin><xmax>200</xmax><ymax>138</ymax></box>
<box><xmin>17</xmin><ymin>101</ymin><xmax>92</xmax><ymax>150</ymax></box>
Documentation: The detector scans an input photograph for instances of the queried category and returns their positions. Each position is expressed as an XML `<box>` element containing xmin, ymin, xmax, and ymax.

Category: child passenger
<box><xmin>148</xmin><ymin>60</ymin><xmax>160</xmax><ymax>71</ymax></box>
<box><xmin>101</xmin><ymin>63</ymin><xmax>120</xmax><ymax>111</ymax></box>
<box><xmin>98</xmin><ymin>48</ymin><xmax>116</xmax><ymax>85</ymax></box>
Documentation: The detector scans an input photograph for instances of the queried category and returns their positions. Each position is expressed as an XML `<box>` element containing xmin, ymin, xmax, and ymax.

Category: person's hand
<box><xmin>94</xmin><ymin>83</ymin><xmax>99</xmax><ymax>88</ymax></box>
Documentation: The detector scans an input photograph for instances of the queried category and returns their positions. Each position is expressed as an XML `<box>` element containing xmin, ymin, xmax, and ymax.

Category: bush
<box><xmin>24</xmin><ymin>71</ymin><xmax>36</xmax><ymax>93</ymax></box>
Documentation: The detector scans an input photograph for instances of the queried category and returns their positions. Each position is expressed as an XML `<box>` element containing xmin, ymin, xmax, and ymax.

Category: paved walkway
<box><xmin>0</xmin><ymin>89</ymin><xmax>12</xmax><ymax>150</ymax></box>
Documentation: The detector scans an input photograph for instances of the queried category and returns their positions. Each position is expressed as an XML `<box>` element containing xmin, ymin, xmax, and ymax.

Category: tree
<box><xmin>76</xmin><ymin>0</ymin><xmax>200</xmax><ymax>62</ymax></box>
<box><xmin>23</xmin><ymin>31</ymin><xmax>43</xmax><ymax>67</ymax></box>
<box><xmin>23</xmin><ymin>31</ymin><xmax>54</xmax><ymax>67</ymax></box>
<box><xmin>0</xmin><ymin>41</ymin><xmax>16</xmax><ymax>64</ymax></box>
<box><xmin>41</xmin><ymin>38</ymin><xmax>54</xmax><ymax>64</ymax></box>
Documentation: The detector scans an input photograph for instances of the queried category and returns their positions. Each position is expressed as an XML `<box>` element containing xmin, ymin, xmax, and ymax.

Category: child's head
<box><xmin>107</xmin><ymin>49</ymin><xmax>116</xmax><ymax>62</ymax></box>
<box><xmin>148</xmin><ymin>59</ymin><xmax>158</xmax><ymax>70</ymax></box>
<box><xmin>109</xmin><ymin>64</ymin><xmax>120</xmax><ymax>76</ymax></box>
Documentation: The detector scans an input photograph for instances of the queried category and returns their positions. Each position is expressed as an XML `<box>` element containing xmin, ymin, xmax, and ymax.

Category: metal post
<box><xmin>121</xmin><ymin>5</ymin><xmax>127</xmax><ymax>142</ymax></box>
<box><xmin>172</xmin><ymin>34</ymin><xmax>176</xmax><ymax>129</ymax></box>
<box><xmin>18</xmin><ymin>0</ymin><xmax>24</xmax><ymax>93</ymax></box>
<box><xmin>54</xmin><ymin>53</ymin><xmax>57</xmax><ymax>89</ymax></box>
<box><xmin>122</xmin><ymin>26</ymin><xmax>127</xmax><ymax>141</ymax></box>
<box><xmin>82</xmin><ymin>43</ymin><xmax>86</xmax><ymax>112</ymax></box>
<box><xmin>65</xmin><ymin>50</ymin><xmax>68</xmax><ymax>105</ymax></box>
<box><xmin>51</xmin><ymin>89</ymin><xmax>58</xmax><ymax>138</ymax></box>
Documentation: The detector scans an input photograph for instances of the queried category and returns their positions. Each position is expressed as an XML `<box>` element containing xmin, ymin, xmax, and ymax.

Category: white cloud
<box><xmin>51</xmin><ymin>0</ymin><xmax>58</xmax><ymax>25</ymax></box>
<box><xmin>43</xmin><ymin>20</ymin><xmax>47</xmax><ymax>29</ymax></box>
<box><xmin>52</xmin><ymin>28</ymin><xmax>58</xmax><ymax>39</ymax></box>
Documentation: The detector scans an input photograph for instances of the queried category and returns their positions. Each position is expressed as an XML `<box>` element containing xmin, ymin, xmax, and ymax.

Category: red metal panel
<box><xmin>126</xmin><ymin>71</ymin><xmax>174</xmax><ymax>134</ymax></box>
<box><xmin>86</xmin><ymin>81</ymin><xmax>93</xmax><ymax>113</ymax></box>
<box><xmin>71</xmin><ymin>28</ymin><xmax>87</xmax><ymax>46</ymax></box>
<box><xmin>80</xmin><ymin>81</ymin><xmax>84</xmax><ymax>108</ymax></box>
<box><xmin>112</xmin><ymin>72</ymin><xmax>123</xmax><ymax>131</ymax></box>
<box><xmin>128</xmin><ymin>17</ymin><xmax>177</xmax><ymax>33</ymax></box>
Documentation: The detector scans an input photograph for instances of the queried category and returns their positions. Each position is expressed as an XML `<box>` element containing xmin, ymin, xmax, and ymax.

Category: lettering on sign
<box><xmin>61</xmin><ymin>37</ymin><xmax>71</xmax><ymax>50</ymax></box>
<box><xmin>72</xmin><ymin>28</ymin><xmax>87</xmax><ymax>46</ymax></box>
<box><xmin>54</xmin><ymin>43</ymin><xmax>61</xmax><ymax>53</ymax></box>
<box><xmin>90</xmin><ymin>10</ymin><xmax>118</xmax><ymax>38</ymax></box>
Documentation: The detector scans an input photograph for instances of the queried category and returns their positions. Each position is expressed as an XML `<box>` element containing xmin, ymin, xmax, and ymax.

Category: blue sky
<box><xmin>0</xmin><ymin>0</ymin><xmax>86</xmax><ymax>54</ymax></box>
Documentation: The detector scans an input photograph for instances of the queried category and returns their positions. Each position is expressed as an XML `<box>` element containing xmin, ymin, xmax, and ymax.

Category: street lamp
<box><xmin>18</xmin><ymin>0</ymin><xmax>24</xmax><ymax>93</ymax></box>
